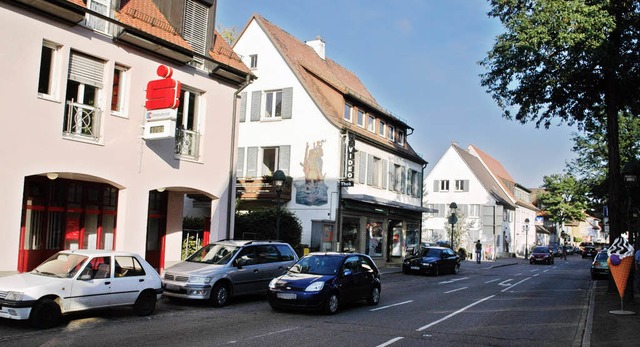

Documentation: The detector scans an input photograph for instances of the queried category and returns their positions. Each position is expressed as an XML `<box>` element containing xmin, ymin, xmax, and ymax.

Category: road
<box><xmin>0</xmin><ymin>255</ymin><xmax>594</xmax><ymax>346</ymax></box>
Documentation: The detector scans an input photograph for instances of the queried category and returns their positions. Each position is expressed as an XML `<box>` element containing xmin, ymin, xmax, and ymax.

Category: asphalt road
<box><xmin>0</xmin><ymin>256</ymin><xmax>593</xmax><ymax>346</ymax></box>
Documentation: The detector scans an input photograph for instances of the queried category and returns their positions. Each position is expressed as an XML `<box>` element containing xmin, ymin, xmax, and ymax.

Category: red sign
<box><xmin>145</xmin><ymin>65</ymin><xmax>181</xmax><ymax>110</ymax></box>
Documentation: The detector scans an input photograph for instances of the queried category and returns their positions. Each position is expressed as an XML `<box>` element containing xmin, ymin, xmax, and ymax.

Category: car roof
<box><xmin>305</xmin><ymin>252</ymin><xmax>366</xmax><ymax>257</ymax></box>
<box><xmin>211</xmin><ymin>239</ymin><xmax>289</xmax><ymax>246</ymax></box>
<box><xmin>60</xmin><ymin>249</ymin><xmax>140</xmax><ymax>257</ymax></box>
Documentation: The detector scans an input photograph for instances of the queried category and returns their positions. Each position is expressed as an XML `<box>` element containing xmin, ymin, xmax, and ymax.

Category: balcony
<box><xmin>63</xmin><ymin>101</ymin><xmax>101</xmax><ymax>141</ymax></box>
<box><xmin>175</xmin><ymin>128</ymin><xmax>200</xmax><ymax>159</ymax></box>
<box><xmin>14</xmin><ymin>0</ymin><xmax>86</xmax><ymax>24</ymax></box>
<box><xmin>236</xmin><ymin>178</ymin><xmax>292</xmax><ymax>209</ymax></box>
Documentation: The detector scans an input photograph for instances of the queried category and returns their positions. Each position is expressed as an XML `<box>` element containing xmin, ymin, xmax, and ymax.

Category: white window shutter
<box><xmin>68</xmin><ymin>51</ymin><xmax>104</xmax><ymax>88</ymax></box>
<box><xmin>183</xmin><ymin>0</ymin><xmax>208</xmax><ymax>56</ymax></box>
<box><xmin>278</xmin><ymin>145</ymin><xmax>290</xmax><ymax>175</ymax></box>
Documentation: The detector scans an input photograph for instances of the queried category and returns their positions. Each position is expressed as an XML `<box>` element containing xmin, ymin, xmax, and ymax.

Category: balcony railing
<box><xmin>175</xmin><ymin>128</ymin><xmax>200</xmax><ymax>159</ymax></box>
<box><xmin>64</xmin><ymin>101</ymin><xmax>101</xmax><ymax>141</ymax></box>
<box><xmin>236</xmin><ymin>178</ymin><xmax>292</xmax><ymax>202</ymax></box>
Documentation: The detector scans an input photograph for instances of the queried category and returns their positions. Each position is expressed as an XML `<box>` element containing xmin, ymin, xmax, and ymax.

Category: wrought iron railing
<box><xmin>64</xmin><ymin>101</ymin><xmax>101</xmax><ymax>141</ymax></box>
<box><xmin>175</xmin><ymin>127</ymin><xmax>200</xmax><ymax>159</ymax></box>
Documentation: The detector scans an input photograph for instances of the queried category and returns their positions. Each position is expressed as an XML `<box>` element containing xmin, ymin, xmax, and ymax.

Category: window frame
<box><xmin>388</xmin><ymin>125</ymin><xmax>395</xmax><ymax>142</ymax></box>
<box><xmin>260</xmin><ymin>146</ymin><xmax>280</xmax><ymax>176</ymax></box>
<box><xmin>38</xmin><ymin>40</ymin><xmax>61</xmax><ymax>101</ymax></box>
<box><xmin>439</xmin><ymin>180</ymin><xmax>450</xmax><ymax>192</ymax></box>
<box><xmin>249</xmin><ymin>54</ymin><xmax>258</xmax><ymax>69</ymax></box>
<box><xmin>263</xmin><ymin>89</ymin><xmax>283</xmax><ymax>119</ymax></box>
<box><xmin>357</xmin><ymin>110</ymin><xmax>365</xmax><ymax>128</ymax></box>
<box><xmin>344</xmin><ymin>102</ymin><xmax>353</xmax><ymax>122</ymax></box>
<box><xmin>110</xmin><ymin>64</ymin><xmax>128</xmax><ymax>117</ymax></box>
<box><xmin>378</xmin><ymin>121</ymin><xmax>386</xmax><ymax>137</ymax></box>
<box><xmin>398</xmin><ymin>130</ymin><xmax>405</xmax><ymax>145</ymax></box>
<box><xmin>175</xmin><ymin>85</ymin><xmax>203</xmax><ymax>159</ymax></box>
<box><xmin>367</xmin><ymin>115</ymin><xmax>375</xmax><ymax>132</ymax></box>
<box><xmin>455</xmin><ymin>180</ymin><xmax>465</xmax><ymax>192</ymax></box>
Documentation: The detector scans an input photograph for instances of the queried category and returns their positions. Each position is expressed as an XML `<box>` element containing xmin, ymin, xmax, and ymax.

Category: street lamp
<box><xmin>622</xmin><ymin>161</ymin><xmax>640</xmax><ymax>249</ymax></box>
<box><xmin>448</xmin><ymin>202</ymin><xmax>458</xmax><ymax>249</ymax></box>
<box><xmin>524</xmin><ymin>218</ymin><xmax>530</xmax><ymax>259</ymax></box>
<box><xmin>273</xmin><ymin>170</ymin><xmax>286</xmax><ymax>241</ymax></box>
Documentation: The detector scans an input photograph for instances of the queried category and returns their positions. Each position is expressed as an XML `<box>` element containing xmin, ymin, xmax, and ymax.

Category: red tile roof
<box><xmin>210</xmin><ymin>30</ymin><xmax>251</xmax><ymax>74</ymax></box>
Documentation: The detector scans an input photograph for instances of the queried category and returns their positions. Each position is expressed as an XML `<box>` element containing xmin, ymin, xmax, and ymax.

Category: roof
<box><xmin>246</xmin><ymin>15</ymin><xmax>424</xmax><ymax>163</ymax></box>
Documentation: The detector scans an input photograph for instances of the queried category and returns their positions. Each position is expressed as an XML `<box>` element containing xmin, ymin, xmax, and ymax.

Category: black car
<box><xmin>582</xmin><ymin>246</ymin><xmax>598</xmax><ymax>258</ymax></box>
<box><xmin>402</xmin><ymin>246</ymin><xmax>460</xmax><ymax>276</ymax></box>
<box><xmin>267</xmin><ymin>253</ymin><xmax>381</xmax><ymax>314</ymax></box>
<box><xmin>529</xmin><ymin>246</ymin><xmax>554</xmax><ymax>264</ymax></box>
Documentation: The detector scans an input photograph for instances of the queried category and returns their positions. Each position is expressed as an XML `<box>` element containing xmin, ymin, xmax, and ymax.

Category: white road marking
<box><xmin>416</xmin><ymin>295</ymin><xmax>495</xmax><ymax>331</ymax></box>
<box><xmin>485</xmin><ymin>279</ymin><xmax>500</xmax><ymax>284</ymax></box>
<box><xmin>376</xmin><ymin>337</ymin><xmax>404</xmax><ymax>347</ymax></box>
<box><xmin>498</xmin><ymin>279</ymin><xmax>513</xmax><ymax>287</ymax></box>
<box><xmin>438</xmin><ymin>277</ymin><xmax>468</xmax><ymax>284</ymax></box>
<box><xmin>501</xmin><ymin>277</ymin><xmax>532</xmax><ymax>292</ymax></box>
<box><xmin>370</xmin><ymin>300</ymin><xmax>414</xmax><ymax>312</ymax></box>
<box><xmin>444</xmin><ymin>287</ymin><xmax>468</xmax><ymax>294</ymax></box>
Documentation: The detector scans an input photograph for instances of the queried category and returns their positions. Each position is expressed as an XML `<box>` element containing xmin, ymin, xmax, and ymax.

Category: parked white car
<box><xmin>0</xmin><ymin>250</ymin><xmax>162</xmax><ymax>328</ymax></box>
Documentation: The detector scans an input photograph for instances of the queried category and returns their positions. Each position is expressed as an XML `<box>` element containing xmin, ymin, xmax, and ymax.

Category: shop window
<box><xmin>366</xmin><ymin>220</ymin><xmax>383</xmax><ymax>257</ymax></box>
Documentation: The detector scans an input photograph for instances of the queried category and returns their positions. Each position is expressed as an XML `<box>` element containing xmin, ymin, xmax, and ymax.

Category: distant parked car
<box><xmin>402</xmin><ymin>246</ymin><xmax>460</xmax><ymax>276</ymax></box>
<box><xmin>582</xmin><ymin>246</ymin><xmax>598</xmax><ymax>258</ymax></box>
<box><xmin>162</xmin><ymin>240</ymin><xmax>298</xmax><ymax>306</ymax></box>
<box><xmin>529</xmin><ymin>246</ymin><xmax>554</xmax><ymax>265</ymax></box>
<box><xmin>0</xmin><ymin>250</ymin><xmax>162</xmax><ymax>328</ymax></box>
<box><xmin>591</xmin><ymin>251</ymin><xmax>610</xmax><ymax>280</ymax></box>
<box><xmin>267</xmin><ymin>252</ymin><xmax>380</xmax><ymax>314</ymax></box>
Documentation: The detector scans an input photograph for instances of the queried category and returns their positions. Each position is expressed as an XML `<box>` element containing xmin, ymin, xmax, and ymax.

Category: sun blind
<box><xmin>184</xmin><ymin>0</ymin><xmax>208</xmax><ymax>56</ymax></box>
<box><xmin>68</xmin><ymin>51</ymin><xmax>104</xmax><ymax>88</ymax></box>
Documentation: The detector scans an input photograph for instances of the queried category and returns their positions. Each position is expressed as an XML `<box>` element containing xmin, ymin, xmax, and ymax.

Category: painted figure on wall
<box><xmin>295</xmin><ymin>140</ymin><xmax>328</xmax><ymax>206</ymax></box>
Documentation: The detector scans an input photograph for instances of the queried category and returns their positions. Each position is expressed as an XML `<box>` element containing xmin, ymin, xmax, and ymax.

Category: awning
<box><xmin>342</xmin><ymin>194</ymin><xmax>433</xmax><ymax>214</ymax></box>
<box><xmin>536</xmin><ymin>225</ymin><xmax>551</xmax><ymax>235</ymax></box>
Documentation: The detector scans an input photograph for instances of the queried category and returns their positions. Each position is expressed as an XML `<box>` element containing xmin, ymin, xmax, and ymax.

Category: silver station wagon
<box><xmin>162</xmin><ymin>240</ymin><xmax>298</xmax><ymax>306</ymax></box>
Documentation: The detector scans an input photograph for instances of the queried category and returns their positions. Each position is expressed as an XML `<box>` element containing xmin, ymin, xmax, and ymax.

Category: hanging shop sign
<box><xmin>142</xmin><ymin>65</ymin><xmax>181</xmax><ymax>140</ymax></box>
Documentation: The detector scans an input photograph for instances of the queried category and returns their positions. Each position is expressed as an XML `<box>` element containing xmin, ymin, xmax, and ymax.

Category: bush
<box><xmin>234</xmin><ymin>207</ymin><xmax>302</xmax><ymax>248</ymax></box>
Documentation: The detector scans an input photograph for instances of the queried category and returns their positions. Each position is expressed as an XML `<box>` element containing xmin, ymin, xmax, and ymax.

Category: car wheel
<box><xmin>133</xmin><ymin>291</ymin><xmax>157</xmax><ymax>316</ymax></box>
<box><xmin>453</xmin><ymin>263</ymin><xmax>460</xmax><ymax>274</ymax></box>
<box><xmin>529</xmin><ymin>260</ymin><xmax>534</xmax><ymax>264</ymax></box>
<box><xmin>29</xmin><ymin>298</ymin><xmax>62</xmax><ymax>329</ymax></box>
<box><xmin>268</xmin><ymin>300</ymin><xmax>281</xmax><ymax>311</ymax></box>
<box><xmin>210</xmin><ymin>283</ymin><xmax>231</xmax><ymax>307</ymax></box>
<box><xmin>324</xmin><ymin>293</ymin><xmax>339</xmax><ymax>314</ymax></box>
<box><xmin>432</xmin><ymin>265</ymin><xmax>439</xmax><ymax>276</ymax></box>
<box><xmin>367</xmin><ymin>286</ymin><xmax>380</xmax><ymax>306</ymax></box>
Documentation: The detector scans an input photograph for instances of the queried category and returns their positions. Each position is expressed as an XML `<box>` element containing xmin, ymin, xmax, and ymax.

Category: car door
<box><xmin>109</xmin><ymin>256</ymin><xmax>148</xmax><ymax>305</ymax></box>
<box><xmin>227</xmin><ymin>246</ymin><xmax>260</xmax><ymax>295</ymax></box>
<box><xmin>67</xmin><ymin>256</ymin><xmax>113</xmax><ymax>312</ymax></box>
<box><xmin>443</xmin><ymin>249</ymin><xmax>457</xmax><ymax>272</ymax></box>
<box><xmin>339</xmin><ymin>256</ymin><xmax>363</xmax><ymax>303</ymax></box>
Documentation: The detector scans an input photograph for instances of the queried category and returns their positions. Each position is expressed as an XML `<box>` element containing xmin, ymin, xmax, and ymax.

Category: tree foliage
<box><xmin>537</xmin><ymin>174</ymin><xmax>588</xmax><ymax>226</ymax></box>
<box><xmin>480</xmin><ymin>0</ymin><xmax>640</xmax><ymax>242</ymax></box>
<box><xmin>218</xmin><ymin>26</ymin><xmax>239</xmax><ymax>46</ymax></box>
<box><xmin>234</xmin><ymin>207</ymin><xmax>302</xmax><ymax>247</ymax></box>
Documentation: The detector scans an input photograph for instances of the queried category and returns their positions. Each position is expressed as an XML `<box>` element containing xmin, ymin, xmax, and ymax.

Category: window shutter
<box><xmin>358</xmin><ymin>151</ymin><xmax>366</xmax><ymax>184</ymax></box>
<box><xmin>183</xmin><ymin>0</ymin><xmax>208</xmax><ymax>56</ymax></box>
<box><xmin>68</xmin><ymin>51</ymin><xmax>104</xmax><ymax>88</ymax></box>
<box><xmin>278</xmin><ymin>145</ymin><xmax>290</xmax><ymax>175</ymax></box>
<box><xmin>246</xmin><ymin>147</ymin><xmax>258</xmax><ymax>178</ymax></box>
<box><xmin>417</xmin><ymin>172</ymin><xmax>423</xmax><ymax>197</ymax></box>
<box><xmin>250</xmin><ymin>91</ymin><xmax>261</xmax><ymax>121</ymax></box>
<box><xmin>366</xmin><ymin>154</ymin><xmax>374</xmax><ymax>185</ymax></box>
<box><xmin>433</xmin><ymin>180</ymin><xmax>439</xmax><ymax>192</ymax></box>
<box><xmin>239</xmin><ymin>92</ymin><xmax>247</xmax><ymax>122</ymax></box>
<box><xmin>464</xmin><ymin>179</ymin><xmax>469</xmax><ymax>192</ymax></box>
<box><xmin>281</xmin><ymin>87</ymin><xmax>293</xmax><ymax>119</ymax></box>
<box><xmin>236</xmin><ymin>147</ymin><xmax>245</xmax><ymax>177</ymax></box>
<box><xmin>390</xmin><ymin>166</ymin><xmax>396</xmax><ymax>191</ymax></box>
<box><xmin>381</xmin><ymin>159</ymin><xmax>388</xmax><ymax>189</ymax></box>
<box><xmin>401</xmin><ymin>167</ymin><xmax>406</xmax><ymax>194</ymax></box>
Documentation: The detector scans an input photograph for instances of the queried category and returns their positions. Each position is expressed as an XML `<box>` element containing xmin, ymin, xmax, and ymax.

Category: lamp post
<box><xmin>448</xmin><ymin>202</ymin><xmax>458</xmax><ymax>249</ymax></box>
<box><xmin>524</xmin><ymin>218</ymin><xmax>530</xmax><ymax>259</ymax></box>
<box><xmin>272</xmin><ymin>170</ymin><xmax>286</xmax><ymax>241</ymax></box>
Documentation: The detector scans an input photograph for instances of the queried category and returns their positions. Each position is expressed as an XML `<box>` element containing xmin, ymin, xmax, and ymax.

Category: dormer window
<box><xmin>183</xmin><ymin>0</ymin><xmax>209</xmax><ymax>67</ymax></box>
<box><xmin>367</xmin><ymin>115</ymin><xmax>375</xmax><ymax>132</ymax></box>
<box><xmin>344</xmin><ymin>103</ymin><xmax>353</xmax><ymax>122</ymax></box>
<box><xmin>357</xmin><ymin>110</ymin><xmax>365</xmax><ymax>127</ymax></box>
<box><xmin>379</xmin><ymin>121</ymin><xmax>386</xmax><ymax>137</ymax></box>
<box><xmin>86</xmin><ymin>0</ymin><xmax>110</xmax><ymax>33</ymax></box>
<box><xmin>398</xmin><ymin>130</ymin><xmax>405</xmax><ymax>145</ymax></box>
<box><xmin>388</xmin><ymin>125</ymin><xmax>395</xmax><ymax>142</ymax></box>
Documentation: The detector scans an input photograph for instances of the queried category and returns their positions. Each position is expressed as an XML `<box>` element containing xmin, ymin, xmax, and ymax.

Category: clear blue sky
<box><xmin>217</xmin><ymin>0</ymin><xmax>577</xmax><ymax>188</ymax></box>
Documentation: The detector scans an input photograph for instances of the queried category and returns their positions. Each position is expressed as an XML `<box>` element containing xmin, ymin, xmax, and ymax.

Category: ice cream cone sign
<box><xmin>607</xmin><ymin>237</ymin><xmax>635</xmax><ymax>298</ymax></box>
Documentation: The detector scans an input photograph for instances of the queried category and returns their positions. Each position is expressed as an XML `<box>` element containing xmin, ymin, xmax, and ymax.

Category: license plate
<box><xmin>165</xmin><ymin>284</ymin><xmax>180</xmax><ymax>291</ymax></box>
<box><xmin>411</xmin><ymin>266</ymin><xmax>420</xmax><ymax>270</ymax></box>
<box><xmin>277</xmin><ymin>293</ymin><xmax>297</xmax><ymax>300</ymax></box>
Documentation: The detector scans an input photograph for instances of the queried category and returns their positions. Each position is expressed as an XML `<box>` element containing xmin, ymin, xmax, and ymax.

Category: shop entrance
<box><xmin>146</xmin><ymin>190</ymin><xmax>167</xmax><ymax>271</ymax></box>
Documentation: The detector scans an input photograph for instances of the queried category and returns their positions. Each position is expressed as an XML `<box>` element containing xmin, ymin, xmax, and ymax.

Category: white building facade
<box><xmin>0</xmin><ymin>0</ymin><xmax>252</xmax><ymax>272</ymax></box>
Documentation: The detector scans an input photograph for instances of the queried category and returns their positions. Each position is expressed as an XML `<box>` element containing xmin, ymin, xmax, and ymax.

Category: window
<box><xmin>379</xmin><ymin>121</ymin><xmax>386</xmax><ymax>137</ymax></box>
<box><xmin>114</xmin><ymin>256</ymin><xmax>146</xmax><ymax>277</ymax></box>
<box><xmin>393</xmin><ymin>164</ymin><xmax>402</xmax><ymax>192</ymax></box>
<box><xmin>64</xmin><ymin>51</ymin><xmax>105</xmax><ymax>141</ymax></box>
<box><xmin>262</xmin><ymin>147</ymin><xmax>279</xmax><ymax>175</ymax></box>
<box><xmin>388</xmin><ymin>125</ymin><xmax>395</xmax><ymax>142</ymax></box>
<box><xmin>439</xmin><ymin>180</ymin><xmax>450</xmax><ymax>192</ymax></box>
<box><xmin>469</xmin><ymin>204</ymin><xmax>480</xmax><ymax>218</ymax></box>
<box><xmin>175</xmin><ymin>86</ymin><xmax>202</xmax><ymax>158</ymax></box>
<box><xmin>183</xmin><ymin>0</ymin><xmax>209</xmax><ymax>67</ymax></box>
<box><xmin>408</xmin><ymin>169</ymin><xmax>420</xmax><ymax>197</ymax></box>
<box><xmin>398</xmin><ymin>131</ymin><xmax>405</xmax><ymax>145</ymax></box>
<box><xmin>111</xmin><ymin>64</ymin><xmax>128</xmax><ymax>116</ymax></box>
<box><xmin>455</xmin><ymin>180</ymin><xmax>465</xmax><ymax>191</ymax></box>
<box><xmin>86</xmin><ymin>0</ymin><xmax>110</xmax><ymax>33</ymax></box>
<box><xmin>357</xmin><ymin>110</ymin><xmax>365</xmax><ymax>127</ymax></box>
<box><xmin>372</xmin><ymin>157</ymin><xmax>381</xmax><ymax>187</ymax></box>
<box><xmin>344</xmin><ymin>103</ymin><xmax>353</xmax><ymax>122</ymax></box>
<box><xmin>249</xmin><ymin>54</ymin><xmax>258</xmax><ymax>69</ymax></box>
<box><xmin>264</xmin><ymin>90</ymin><xmax>283</xmax><ymax>118</ymax></box>
<box><xmin>38</xmin><ymin>41</ymin><xmax>60</xmax><ymax>99</ymax></box>
<box><xmin>244</xmin><ymin>145</ymin><xmax>290</xmax><ymax>178</ymax></box>
<box><xmin>367</xmin><ymin>115</ymin><xmax>375</xmax><ymax>132</ymax></box>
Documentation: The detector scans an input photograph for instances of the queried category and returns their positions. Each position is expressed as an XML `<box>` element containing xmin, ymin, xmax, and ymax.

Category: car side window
<box><xmin>114</xmin><ymin>256</ymin><xmax>146</xmax><ymax>277</ymax></box>
<box><xmin>359</xmin><ymin>256</ymin><xmax>375</xmax><ymax>273</ymax></box>
<box><xmin>275</xmin><ymin>244</ymin><xmax>296</xmax><ymax>261</ymax></box>
<box><xmin>256</xmin><ymin>245</ymin><xmax>280</xmax><ymax>264</ymax></box>
<box><xmin>343</xmin><ymin>256</ymin><xmax>361</xmax><ymax>274</ymax></box>
<box><xmin>235</xmin><ymin>246</ymin><xmax>258</xmax><ymax>266</ymax></box>
<box><xmin>79</xmin><ymin>256</ymin><xmax>112</xmax><ymax>279</ymax></box>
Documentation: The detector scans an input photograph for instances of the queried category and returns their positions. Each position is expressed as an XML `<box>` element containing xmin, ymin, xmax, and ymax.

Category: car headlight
<box><xmin>305</xmin><ymin>281</ymin><xmax>325</xmax><ymax>292</ymax></box>
<box><xmin>269</xmin><ymin>278</ymin><xmax>279</xmax><ymax>289</ymax></box>
<box><xmin>5</xmin><ymin>291</ymin><xmax>23</xmax><ymax>301</ymax></box>
<box><xmin>188</xmin><ymin>276</ymin><xmax>212</xmax><ymax>284</ymax></box>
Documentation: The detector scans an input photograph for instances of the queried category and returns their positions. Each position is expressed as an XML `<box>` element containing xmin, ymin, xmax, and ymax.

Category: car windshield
<box><xmin>32</xmin><ymin>253</ymin><xmax>89</xmax><ymax>278</ymax></box>
<box><xmin>187</xmin><ymin>244</ymin><xmax>240</xmax><ymax>265</ymax></box>
<box><xmin>533</xmin><ymin>247</ymin><xmax>548</xmax><ymax>253</ymax></box>
<box><xmin>289</xmin><ymin>255</ymin><xmax>343</xmax><ymax>275</ymax></box>
<box><xmin>420</xmin><ymin>248</ymin><xmax>442</xmax><ymax>257</ymax></box>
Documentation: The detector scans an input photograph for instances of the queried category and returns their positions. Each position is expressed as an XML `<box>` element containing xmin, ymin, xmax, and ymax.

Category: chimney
<box><xmin>306</xmin><ymin>36</ymin><xmax>325</xmax><ymax>60</ymax></box>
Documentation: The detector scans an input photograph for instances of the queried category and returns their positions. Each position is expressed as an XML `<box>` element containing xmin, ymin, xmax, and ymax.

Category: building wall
<box><xmin>0</xmin><ymin>3</ymin><xmax>237</xmax><ymax>271</ymax></box>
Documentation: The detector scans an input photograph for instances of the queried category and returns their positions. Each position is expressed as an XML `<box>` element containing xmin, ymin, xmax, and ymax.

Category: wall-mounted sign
<box><xmin>143</xmin><ymin>65</ymin><xmax>181</xmax><ymax>140</ymax></box>
<box><xmin>345</xmin><ymin>133</ymin><xmax>355</xmax><ymax>180</ymax></box>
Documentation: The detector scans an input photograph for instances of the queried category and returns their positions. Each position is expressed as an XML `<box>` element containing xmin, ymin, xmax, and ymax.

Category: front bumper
<box><xmin>0</xmin><ymin>299</ymin><xmax>36</xmax><ymax>320</ymax></box>
<box><xmin>267</xmin><ymin>290</ymin><xmax>325</xmax><ymax>311</ymax></box>
<box><xmin>162</xmin><ymin>282</ymin><xmax>212</xmax><ymax>300</ymax></box>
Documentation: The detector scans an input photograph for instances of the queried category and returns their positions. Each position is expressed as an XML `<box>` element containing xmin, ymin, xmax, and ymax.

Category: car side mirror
<box><xmin>79</xmin><ymin>274</ymin><xmax>92</xmax><ymax>281</ymax></box>
<box><xmin>235</xmin><ymin>259</ymin><xmax>245</xmax><ymax>269</ymax></box>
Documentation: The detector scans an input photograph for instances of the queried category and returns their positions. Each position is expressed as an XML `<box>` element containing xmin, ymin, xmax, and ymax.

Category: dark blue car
<box><xmin>267</xmin><ymin>253</ymin><xmax>381</xmax><ymax>314</ymax></box>
<box><xmin>402</xmin><ymin>246</ymin><xmax>460</xmax><ymax>276</ymax></box>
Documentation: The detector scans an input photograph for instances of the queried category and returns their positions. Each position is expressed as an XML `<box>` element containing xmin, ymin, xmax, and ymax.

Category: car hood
<box><xmin>405</xmin><ymin>256</ymin><xmax>440</xmax><ymax>264</ymax></box>
<box><xmin>276</xmin><ymin>272</ymin><xmax>331</xmax><ymax>286</ymax></box>
<box><xmin>531</xmin><ymin>252</ymin><xmax>549</xmax><ymax>257</ymax></box>
<box><xmin>164</xmin><ymin>261</ymin><xmax>227</xmax><ymax>276</ymax></box>
<box><xmin>0</xmin><ymin>272</ymin><xmax>65</xmax><ymax>292</ymax></box>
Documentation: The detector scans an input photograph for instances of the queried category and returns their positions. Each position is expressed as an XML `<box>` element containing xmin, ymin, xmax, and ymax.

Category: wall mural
<box><xmin>294</xmin><ymin>140</ymin><xmax>329</xmax><ymax>206</ymax></box>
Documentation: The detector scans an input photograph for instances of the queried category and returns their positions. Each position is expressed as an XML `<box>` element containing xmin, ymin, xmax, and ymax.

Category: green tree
<box><xmin>234</xmin><ymin>207</ymin><xmax>302</xmax><ymax>248</ymax></box>
<box><xmin>442</xmin><ymin>211</ymin><xmax>474</xmax><ymax>251</ymax></box>
<box><xmin>480</xmin><ymin>0</ymin><xmax>640</xmax><ymax>244</ymax></box>
<box><xmin>537</xmin><ymin>174</ymin><xmax>588</xmax><ymax>240</ymax></box>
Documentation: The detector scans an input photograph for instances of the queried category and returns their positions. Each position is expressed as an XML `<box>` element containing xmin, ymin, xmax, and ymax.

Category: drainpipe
<box><xmin>226</xmin><ymin>74</ymin><xmax>253</xmax><ymax>239</ymax></box>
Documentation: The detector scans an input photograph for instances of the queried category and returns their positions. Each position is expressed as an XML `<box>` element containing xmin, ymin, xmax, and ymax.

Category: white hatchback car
<box><xmin>0</xmin><ymin>250</ymin><xmax>162</xmax><ymax>328</ymax></box>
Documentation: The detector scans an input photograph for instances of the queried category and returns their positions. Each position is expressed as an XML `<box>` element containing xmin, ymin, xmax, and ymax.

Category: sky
<box><xmin>216</xmin><ymin>0</ymin><xmax>577</xmax><ymax>188</ymax></box>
